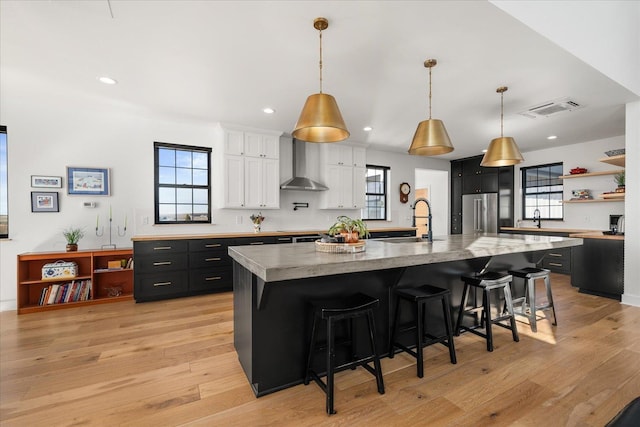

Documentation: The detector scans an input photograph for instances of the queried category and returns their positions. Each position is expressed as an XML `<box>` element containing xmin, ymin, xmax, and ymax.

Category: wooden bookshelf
<box><xmin>17</xmin><ymin>248</ymin><xmax>133</xmax><ymax>314</ymax></box>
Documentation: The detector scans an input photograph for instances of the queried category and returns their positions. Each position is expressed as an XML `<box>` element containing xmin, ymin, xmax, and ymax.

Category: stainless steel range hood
<box><xmin>280</xmin><ymin>139</ymin><xmax>328</xmax><ymax>191</ymax></box>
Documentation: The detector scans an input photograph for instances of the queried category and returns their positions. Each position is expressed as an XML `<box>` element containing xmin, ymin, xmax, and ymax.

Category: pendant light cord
<box><xmin>428</xmin><ymin>65</ymin><xmax>432</xmax><ymax>119</ymax></box>
<box><xmin>500</xmin><ymin>91</ymin><xmax>504</xmax><ymax>137</ymax></box>
<box><xmin>318</xmin><ymin>28</ymin><xmax>323</xmax><ymax>94</ymax></box>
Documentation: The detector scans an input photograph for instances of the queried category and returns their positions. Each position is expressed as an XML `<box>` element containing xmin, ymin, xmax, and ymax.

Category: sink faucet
<box><xmin>411</xmin><ymin>197</ymin><xmax>433</xmax><ymax>243</ymax></box>
<box><xmin>533</xmin><ymin>208</ymin><xmax>541</xmax><ymax>229</ymax></box>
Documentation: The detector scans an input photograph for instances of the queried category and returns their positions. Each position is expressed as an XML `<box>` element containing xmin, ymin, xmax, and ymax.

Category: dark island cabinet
<box><xmin>369</xmin><ymin>230</ymin><xmax>415</xmax><ymax>239</ymax></box>
<box><xmin>571</xmin><ymin>239</ymin><xmax>624</xmax><ymax>300</ymax></box>
<box><xmin>451</xmin><ymin>155</ymin><xmax>514</xmax><ymax>234</ymax></box>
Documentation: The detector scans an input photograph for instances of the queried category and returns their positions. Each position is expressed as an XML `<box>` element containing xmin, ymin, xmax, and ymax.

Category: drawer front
<box><xmin>275</xmin><ymin>236</ymin><xmax>293</xmax><ymax>244</ymax></box>
<box><xmin>189</xmin><ymin>268</ymin><xmax>233</xmax><ymax>292</ymax></box>
<box><xmin>134</xmin><ymin>240</ymin><xmax>188</xmax><ymax>256</ymax></box>
<box><xmin>190</xmin><ymin>252</ymin><xmax>231</xmax><ymax>269</ymax></box>
<box><xmin>543</xmin><ymin>248</ymin><xmax>571</xmax><ymax>274</ymax></box>
<box><xmin>135</xmin><ymin>253</ymin><xmax>188</xmax><ymax>273</ymax></box>
<box><xmin>233</xmin><ymin>237</ymin><xmax>277</xmax><ymax>246</ymax></box>
<box><xmin>135</xmin><ymin>271</ymin><xmax>189</xmax><ymax>300</ymax></box>
<box><xmin>188</xmin><ymin>238</ymin><xmax>232</xmax><ymax>252</ymax></box>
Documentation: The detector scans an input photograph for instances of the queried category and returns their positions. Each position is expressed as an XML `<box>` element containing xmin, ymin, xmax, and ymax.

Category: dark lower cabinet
<box><xmin>500</xmin><ymin>230</ymin><xmax>572</xmax><ymax>274</ymax></box>
<box><xmin>571</xmin><ymin>239</ymin><xmax>624</xmax><ymax>300</ymax></box>
<box><xmin>369</xmin><ymin>230</ymin><xmax>415</xmax><ymax>239</ymax></box>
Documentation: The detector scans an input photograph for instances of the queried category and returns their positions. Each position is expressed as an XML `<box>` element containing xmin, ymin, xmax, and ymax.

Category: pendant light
<box><xmin>408</xmin><ymin>59</ymin><xmax>454</xmax><ymax>156</ymax></box>
<box><xmin>480</xmin><ymin>86</ymin><xmax>524</xmax><ymax>167</ymax></box>
<box><xmin>292</xmin><ymin>17</ymin><xmax>349</xmax><ymax>143</ymax></box>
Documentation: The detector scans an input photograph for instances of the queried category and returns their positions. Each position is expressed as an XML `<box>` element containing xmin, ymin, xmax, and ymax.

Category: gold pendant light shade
<box><xmin>292</xmin><ymin>17</ymin><xmax>349</xmax><ymax>143</ymax></box>
<box><xmin>408</xmin><ymin>119</ymin><xmax>453</xmax><ymax>155</ymax></box>
<box><xmin>292</xmin><ymin>93</ymin><xmax>349</xmax><ymax>143</ymax></box>
<box><xmin>408</xmin><ymin>59</ymin><xmax>454</xmax><ymax>156</ymax></box>
<box><xmin>481</xmin><ymin>86</ymin><xmax>524</xmax><ymax>167</ymax></box>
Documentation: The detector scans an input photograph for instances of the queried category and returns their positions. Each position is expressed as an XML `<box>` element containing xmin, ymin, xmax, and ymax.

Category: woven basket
<box><xmin>315</xmin><ymin>240</ymin><xmax>366</xmax><ymax>254</ymax></box>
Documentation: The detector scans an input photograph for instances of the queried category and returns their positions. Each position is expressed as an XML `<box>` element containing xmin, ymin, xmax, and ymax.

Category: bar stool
<box><xmin>508</xmin><ymin>267</ymin><xmax>557</xmax><ymax>332</ymax></box>
<box><xmin>388</xmin><ymin>284</ymin><xmax>457</xmax><ymax>378</ymax></box>
<box><xmin>303</xmin><ymin>292</ymin><xmax>385</xmax><ymax>415</ymax></box>
<box><xmin>455</xmin><ymin>271</ymin><xmax>519</xmax><ymax>352</ymax></box>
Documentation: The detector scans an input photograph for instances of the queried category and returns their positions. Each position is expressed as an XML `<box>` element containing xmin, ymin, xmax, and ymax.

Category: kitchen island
<box><xmin>229</xmin><ymin>233</ymin><xmax>582</xmax><ymax>396</ymax></box>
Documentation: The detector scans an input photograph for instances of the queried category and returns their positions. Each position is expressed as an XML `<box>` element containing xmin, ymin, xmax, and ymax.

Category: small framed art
<box><xmin>67</xmin><ymin>167</ymin><xmax>110</xmax><ymax>196</ymax></box>
<box><xmin>31</xmin><ymin>192</ymin><xmax>59</xmax><ymax>212</ymax></box>
<box><xmin>31</xmin><ymin>175</ymin><xmax>63</xmax><ymax>188</ymax></box>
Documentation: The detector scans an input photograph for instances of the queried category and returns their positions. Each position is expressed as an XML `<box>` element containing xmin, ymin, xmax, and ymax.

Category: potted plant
<box><xmin>614</xmin><ymin>170</ymin><xmax>625</xmax><ymax>193</ymax></box>
<box><xmin>62</xmin><ymin>227</ymin><xmax>85</xmax><ymax>252</ymax></box>
<box><xmin>250</xmin><ymin>212</ymin><xmax>265</xmax><ymax>233</ymax></box>
<box><xmin>327</xmin><ymin>215</ymin><xmax>370</xmax><ymax>243</ymax></box>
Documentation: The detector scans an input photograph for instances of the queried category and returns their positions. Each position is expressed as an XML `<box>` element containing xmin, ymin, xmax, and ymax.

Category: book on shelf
<box><xmin>38</xmin><ymin>280</ymin><xmax>92</xmax><ymax>306</ymax></box>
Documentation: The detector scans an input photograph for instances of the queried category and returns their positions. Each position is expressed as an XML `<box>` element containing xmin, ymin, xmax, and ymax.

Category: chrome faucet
<box><xmin>533</xmin><ymin>208</ymin><xmax>541</xmax><ymax>229</ymax></box>
<box><xmin>412</xmin><ymin>197</ymin><xmax>433</xmax><ymax>243</ymax></box>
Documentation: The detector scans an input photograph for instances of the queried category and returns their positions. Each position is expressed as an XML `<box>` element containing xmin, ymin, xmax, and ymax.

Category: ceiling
<box><xmin>1</xmin><ymin>1</ymin><xmax>637</xmax><ymax>159</ymax></box>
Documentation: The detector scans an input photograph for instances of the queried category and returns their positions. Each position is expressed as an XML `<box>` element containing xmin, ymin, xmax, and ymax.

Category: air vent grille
<box><xmin>519</xmin><ymin>97</ymin><xmax>584</xmax><ymax>119</ymax></box>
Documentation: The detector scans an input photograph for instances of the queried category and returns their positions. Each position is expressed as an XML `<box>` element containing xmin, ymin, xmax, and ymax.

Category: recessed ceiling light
<box><xmin>98</xmin><ymin>76</ymin><xmax>117</xmax><ymax>85</ymax></box>
<box><xmin>547</xmin><ymin>135</ymin><xmax>558</xmax><ymax>140</ymax></box>
<box><xmin>363</xmin><ymin>126</ymin><xmax>373</xmax><ymax>132</ymax></box>
<box><xmin>263</xmin><ymin>107</ymin><xmax>275</xmax><ymax>114</ymax></box>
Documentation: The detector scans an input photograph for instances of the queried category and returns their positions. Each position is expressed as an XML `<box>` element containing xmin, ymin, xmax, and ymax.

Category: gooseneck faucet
<box><xmin>533</xmin><ymin>208</ymin><xmax>541</xmax><ymax>229</ymax></box>
<box><xmin>412</xmin><ymin>197</ymin><xmax>433</xmax><ymax>243</ymax></box>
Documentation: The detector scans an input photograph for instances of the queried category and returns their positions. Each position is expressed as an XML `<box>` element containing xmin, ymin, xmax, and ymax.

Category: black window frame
<box><xmin>0</xmin><ymin>125</ymin><xmax>7</xmax><ymax>238</ymax></box>
<box><xmin>521</xmin><ymin>162</ymin><xmax>564</xmax><ymax>220</ymax></box>
<box><xmin>154</xmin><ymin>141</ymin><xmax>212</xmax><ymax>225</ymax></box>
<box><xmin>362</xmin><ymin>164</ymin><xmax>389</xmax><ymax>221</ymax></box>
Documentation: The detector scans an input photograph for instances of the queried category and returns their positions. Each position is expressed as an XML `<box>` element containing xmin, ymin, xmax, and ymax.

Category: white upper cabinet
<box><xmin>214</xmin><ymin>125</ymin><xmax>282</xmax><ymax>209</ymax></box>
<box><xmin>318</xmin><ymin>144</ymin><xmax>367</xmax><ymax>209</ymax></box>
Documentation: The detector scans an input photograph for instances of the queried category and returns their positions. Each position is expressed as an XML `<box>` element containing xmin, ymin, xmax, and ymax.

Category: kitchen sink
<box><xmin>379</xmin><ymin>237</ymin><xmax>442</xmax><ymax>243</ymax></box>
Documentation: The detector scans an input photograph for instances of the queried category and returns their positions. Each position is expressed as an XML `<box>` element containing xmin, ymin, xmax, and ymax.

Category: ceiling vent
<box><xmin>518</xmin><ymin>97</ymin><xmax>584</xmax><ymax>119</ymax></box>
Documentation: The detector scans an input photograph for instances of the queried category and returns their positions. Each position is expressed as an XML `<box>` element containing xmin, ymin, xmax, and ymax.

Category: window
<box><xmin>154</xmin><ymin>142</ymin><xmax>211</xmax><ymax>224</ymax></box>
<box><xmin>0</xmin><ymin>126</ymin><xmax>7</xmax><ymax>238</ymax></box>
<box><xmin>362</xmin><ymin>165</ymin><xmax>389</xmax><ymax>220</ymax></box>
<box><xmin>522</xmin><ymin>162</ymin><xmax>563</xmax><ymax>220</ymax></box>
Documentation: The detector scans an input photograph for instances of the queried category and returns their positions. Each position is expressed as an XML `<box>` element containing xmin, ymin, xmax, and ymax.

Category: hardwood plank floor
<box><xmin>2</xmin><ymin>274</ymin><xmax>639</xmax><ymax>426</ymax></box>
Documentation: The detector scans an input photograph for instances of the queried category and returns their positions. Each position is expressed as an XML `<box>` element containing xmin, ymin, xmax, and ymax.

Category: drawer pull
<box><xmin>153</xmin><ymin>281</ymin><xmax>172</xmax><ymax>287</ymax></box>
<box><xmin>548</xmin><ymin>262</ymin><xmax>563</xmax><ymax>267</ymax></box>
<box><xmin>153</xmin><ymin>261</ymin><xmax>172</xmax><ymax>266</ymax></box>
<box><xmin>205</xmin><ymin>257</ymin><xmax>221</xmax><ymax>262</ymax></box>
<box><xmin>205</xmin><ymin>244</ymin><xmax>221</xmax><ymax>248</ymax></box>
<box><xmin>548</xmin><ymin>253</ymin><xmax>563</xmax><ymax>257</ymax></box>
<box><xmin>250</xmin><ymin>242</ymin><xmax>265</xmax><ymax>245</ymax></box>
<box><xmin>153</xmin><ymin>246</ymin><xmax>172</xmax><ymax>251</ymax></box>
<box><xmin>278</xmin><ymin>238</ymin><xmax>291</xmax><ymax>241</ymax></box>
<box><xmin>205</xmin><ymin>276</ymin><xmax>222</xmax><ymax>281</ymax></box>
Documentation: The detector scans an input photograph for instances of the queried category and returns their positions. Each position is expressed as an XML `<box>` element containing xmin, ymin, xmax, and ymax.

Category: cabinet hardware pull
<box><xmin>548</xmin><ymin>253</ymin><xmax>562</xmax><ymax>257</ymax></box>
<box><xmin>153</xmin><ymin>261</ymin><xmax>172</xmax><ymax>266</ymax></box>
<box><xmin>548</xmin><ymin>262</ymin><xmax>563</xmax><ymax>267</ymax></box>
<box><xmin>205</xmin><ymin>276</ymin><xmax>222</xmax><ymax>281</ymax></box>
<box><xmin>153</xmin><ymin>246</ymin><xmax>172</xmax><ymax>250</ymax></box>
<box><xmin>250</xmin><ymin>242</ymin><xmax>264</xmax><ymax>245</ymax></box>
<box><xmin>205</xmin><ymin>244</ymin><xmax>221</xmax><ymax>248</ymax></box>
<box><xmin>153</xmin><ymin>281</ymin><xmax>172</xmax><ymax>287</ymax></box>
<box><xmin>205</xmin><ymin>257</ymin><xmax>221</xmax><ymax>261</ymax></box>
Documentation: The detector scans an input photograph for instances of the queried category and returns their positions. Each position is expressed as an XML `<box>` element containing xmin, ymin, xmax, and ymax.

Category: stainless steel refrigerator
<box><xmin>462</xmin><ymin>193</ymin><xmax>498</xmax><ymax>234</ymax></box>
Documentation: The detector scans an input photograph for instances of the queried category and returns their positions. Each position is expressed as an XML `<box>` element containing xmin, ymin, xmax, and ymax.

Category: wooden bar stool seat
<box><xmin>508</xmin><ymin>267</ymin><xmax>557</xmax><ymax>332</ymax></box>
<box><xmin>455</xmin><ymin>271</ymin><xmax>519</xmax><ymax>352</ymax></box>
<box><xmin>388</xmin><ymin>284</ymin><xmax>457</xmax><ymax>378</ymax></box>
<box><xmin>303</xmin><ymin>292</ymin><xmax>385</xmax><ymax>415</ymax></box>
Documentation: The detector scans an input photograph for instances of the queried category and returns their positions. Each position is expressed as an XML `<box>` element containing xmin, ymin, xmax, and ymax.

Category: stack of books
<box><xmin>38</xmin><ymin>280</ymin><xmax>92</xmax><ymax>305</ymax></box>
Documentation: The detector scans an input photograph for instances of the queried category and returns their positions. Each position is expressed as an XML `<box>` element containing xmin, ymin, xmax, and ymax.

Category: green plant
<box><xmin>250</xmin><ymin>212</ymin><xmax>265</xmax><ymax>224</ymax></box>
<box><xmin>327</xmin><ymin>215</ymin><xmax>370</xmax><ymax>239</ymax></box>
<box><xmin>62</xmin><ymin>227</ymin><xmax>85</xmax><ymax>244</ymax></box>
<box><xmin>614</xmin><ymin>170</ymin><xmax>625</xmax><ymax>186</ymax></box>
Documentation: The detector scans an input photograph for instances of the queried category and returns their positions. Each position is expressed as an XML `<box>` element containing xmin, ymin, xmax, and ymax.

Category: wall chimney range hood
<box><xmin>280</xmin><ymin>139</ymin><xmax>328</xmax><ymax>191</ymax></box>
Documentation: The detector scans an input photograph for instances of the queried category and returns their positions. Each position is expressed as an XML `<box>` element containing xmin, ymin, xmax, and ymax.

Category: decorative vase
<box><xmin>615</xmin><ymin>186</ymin><xmax>625</xmax><ymax>193</ymax></box>
<box><xmin>66</xmin><ymin>243</ymin><xmax>78</xmax><ymax>252</ymax></box>
<box><xmin>253</xmin><ymin>223</ymin><xmax>261</xmax><ymax>233</ymax></box>
<box><xmin>340</xmin><ymin>231</ymin><xmax>359</xmax><ymax>243</ymax></box>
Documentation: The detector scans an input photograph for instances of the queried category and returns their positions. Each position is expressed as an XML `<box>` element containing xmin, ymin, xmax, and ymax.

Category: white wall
<box><xmin>515</xmin><ymin>136</ymin><xmax>625</xmax><ymax>231</ymax></box>
<box><xmin>415</xmin><ymin>169</ymin><xmax>449</xmax><ymax>237</ymax></box>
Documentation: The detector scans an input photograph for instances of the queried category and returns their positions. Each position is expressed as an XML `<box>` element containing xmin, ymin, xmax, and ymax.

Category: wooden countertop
<box><xmin>501</xmin><ymin>227</ymin><xmax>602</xmax><ymax>233</ymax></box>
<box><xmin>131</xmin><ymin>227</ymin><xmax>417</xmax><ymax>241</ymax></box>
<box><xmin>568</xmin><ymin>232</ymin><xmax>624</xmax><ymax>241</ymax></box>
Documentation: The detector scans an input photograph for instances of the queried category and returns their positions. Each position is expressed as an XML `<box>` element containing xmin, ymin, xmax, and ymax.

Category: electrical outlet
<box><xmin>142</xmin><ymin>216</ymin><xmax>149</xmax><ymax>225</ymax></box>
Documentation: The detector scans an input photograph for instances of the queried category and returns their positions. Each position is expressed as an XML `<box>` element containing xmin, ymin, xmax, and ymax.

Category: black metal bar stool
<box><xmin>303</xmin><ymin>292</ymin><xmax>385</xmax><ymax>415</ymax></box>
<box><xmin>455</xmin><ymin>271</ymin><xmax>519</xmax><ymax>352</ymax></box>
<box><xmin>388</xmin><ymin>285</ymin><xmax>457</xmax><ymax>378</ymax></box>
<box><xmin>508</xmin><ymin>267</ymin><xmax>557</xmax><ymax>332</ymax></box>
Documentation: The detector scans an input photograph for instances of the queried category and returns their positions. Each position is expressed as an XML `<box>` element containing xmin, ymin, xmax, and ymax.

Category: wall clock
<box><xmin>399</xmin><ymin>182</ymin><xmax>411</xmax><ymax>204</ymax></box>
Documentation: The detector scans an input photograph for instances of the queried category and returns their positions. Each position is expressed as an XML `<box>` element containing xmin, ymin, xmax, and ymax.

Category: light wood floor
<box><xmin>2</xmin><ymin>273</ymin><xmax>639</xmax><ymax>426</ymax></box>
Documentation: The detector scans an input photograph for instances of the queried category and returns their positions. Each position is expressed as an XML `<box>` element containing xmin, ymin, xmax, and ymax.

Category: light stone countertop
<box><xmin>228</xmin><ymin>233</ymin><xmax>583</xmax><ymax>282</ymax></box>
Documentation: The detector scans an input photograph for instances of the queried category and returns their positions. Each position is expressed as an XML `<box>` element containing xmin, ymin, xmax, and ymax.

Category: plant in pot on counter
<box><xmin>62</xmin><ymin>227</ymin><xmax>85</xmax><ymax>252</ymax></box>
<box><xmin>327</xmin><ymin>215</ymin><xmax>370</xmax><ymax>243</ymax></box>
<box><xmin>614</xmin><ymin>170</ymin><xmax>625</xmax><ymax>192</ymax></box>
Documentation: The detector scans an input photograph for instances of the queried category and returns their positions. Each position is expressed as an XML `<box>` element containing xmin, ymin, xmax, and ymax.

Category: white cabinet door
<box><xmin>244</xmin><ymin>133</ymin><xmax>280</xmax><ymax>159</ymax></box>
<box><xmin>243</xmin><ymin>157</ymin><xmax>263</xmax><ymax>208</ymax></box>
<box><xmin>339</xmin><ymin>166</ymin><xmax>354</xmax><ymax>208</ymax></box>
<box><xmin>224</xmin><ymin>155</ymin><xmax>245</xmax><ymax>207</ymax></box>
<box><xmin>353</xmin><ymin>147</ymin><xmax>366</xmax><ymax>168</ymax></box>
<box><xmin>262</xmin><ymin>135</ymin><xmax>280</xmax><ymax>159</ymax></box>
<box><xmin>322</xmin><ymin>164</ymin><xmax>344</xmax><ymax>208</ymax></box>
<box><xmin>323</xmin><ymin>144</ymin><xmax>353</xmax><ymax>166</ymax></box>
<box><xmin>261</xmin><ymin>158</ymin><xmax>280</xmax><ymax>208</ymax></box>
<box><xmin>224</xmin><ymin>130</ymin><xmax>245</xmax><ymax>156</ymax></box>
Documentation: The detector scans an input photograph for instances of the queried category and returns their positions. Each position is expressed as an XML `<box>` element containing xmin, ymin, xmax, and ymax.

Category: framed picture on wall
<box><xmin>67</xmin><ymin>167</ymin><xmax>110</xmax><ymax>196</ymax></box>
<box><xmin>31</xmin><ymin>192</ymin><xmax>59</xmax><ymax>212</ymax></box>
<box><xmin>31</xmin><ymin>175</ymin><xmax>62</xmax><ymax>188</ymax></box>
